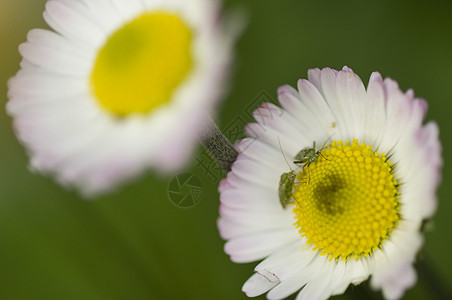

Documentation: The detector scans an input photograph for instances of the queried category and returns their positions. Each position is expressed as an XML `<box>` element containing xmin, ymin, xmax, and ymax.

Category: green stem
<box><xmin>198</xmin><ymin>116</ymin><xmax>238</xmax><ymax>172</ymax></box>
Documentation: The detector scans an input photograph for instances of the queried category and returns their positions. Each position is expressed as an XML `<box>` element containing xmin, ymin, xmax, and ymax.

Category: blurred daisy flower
<box><xmin>218</xmin><ymin>67</ymin><xmax>442</xmax><ymax>299</ymax></box>
<box><xmin>7</xmin><ymin>0</ymin><xmax>236</xmax><ymax>195</ymax></box>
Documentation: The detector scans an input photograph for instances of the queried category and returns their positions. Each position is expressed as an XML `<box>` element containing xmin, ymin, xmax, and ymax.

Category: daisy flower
<box><xmin>7</xmin><ymin>0</ymin><xmax>236</xmax><ymax>195</ymax></box>
<box><xmin>218</xmin><ymin>67</ymin><xmax>442</xmax><ymax>299</ymax></box>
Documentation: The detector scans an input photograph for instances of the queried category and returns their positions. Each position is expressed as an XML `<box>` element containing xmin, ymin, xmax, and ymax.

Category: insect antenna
<box><xmin>319</xmin><ymin>152</ymin><xmax>329</xmax><ymax>161</ymax></box>
<box><xmin>318</xmin><ymin>135</ymin><xmax>335</xmax><ymax>161</ymax></box>
<box><xmin>303</xmin><ymin>162</ymin><xmax>311</xmax><ymax>184</ymax></box>
<box><xmin>278</xmin><ymin>137</ymin><xmax>294</xmax><ymax>172</ymax></box>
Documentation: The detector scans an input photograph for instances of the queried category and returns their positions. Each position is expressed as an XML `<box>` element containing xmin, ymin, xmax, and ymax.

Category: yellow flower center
<box><xmin>293</xmin><ymin>139</ymin><xmax>399</xmax><ymax>261</ymax></box>
<box><xmin>90</xmin><ymin>12</ymin><xmax>193</xmax><ymax>116</ymax></box>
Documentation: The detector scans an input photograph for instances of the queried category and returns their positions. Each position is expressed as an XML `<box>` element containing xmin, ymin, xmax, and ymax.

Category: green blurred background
<box><xmin>1</xmin><ymin>0</ymin><xmax>451</xmax><ymax>299</ymax></box>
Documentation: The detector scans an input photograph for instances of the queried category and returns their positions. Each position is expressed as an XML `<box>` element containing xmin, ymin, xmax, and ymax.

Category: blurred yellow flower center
<box><xmin>90</xmin><ymin>12</ymin><xmax>193</xmax><ymax>116</ymax></box>
<box><xmin>293</xmin><ymin>139</ymin><xmax>399</xmax><ymax>261</ymax></box>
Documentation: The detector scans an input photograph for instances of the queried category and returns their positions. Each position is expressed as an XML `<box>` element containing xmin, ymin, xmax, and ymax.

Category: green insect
<box><xmin>293</xmin><ymin>140</ymin><xmax>329</xmax><ymax>182</ymax></box>
<box><xmin>278</xmin><ymin>171</ymin><xmax>297</xmax><ymax>209</ymax></box>
<box><xmin>293</xmin><ymin>141</ymin><xmax>322</xmax><ymax>165</ymax></box>
<box><xmin>278</xmin><ymin>139</ymin><xmax>330</xmax><ymax>208</ymax></box>
<box><xmin>278</xmin><ymin>138</ymin><xmax>299</xmax><ymax>209</ymax></box>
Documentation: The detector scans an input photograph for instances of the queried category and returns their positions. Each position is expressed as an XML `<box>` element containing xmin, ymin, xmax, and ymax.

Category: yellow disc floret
<box><xmin>293</xmin><ymin>139</ymin><xmax>399</xmax><ymax>261</ymax></box>
<box><xmin>90</xmin><ymin>12</ymin><xmax>193</xmax><ymax>116</ymax></box>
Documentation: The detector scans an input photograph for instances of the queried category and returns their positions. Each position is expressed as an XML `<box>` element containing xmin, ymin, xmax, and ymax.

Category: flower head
<box><xmin>218</xmin><ymin>67</ymin><xmax>442</xmax><ymax>299</ymax></box>
<box><xmin>7</xmin><ymin>0</ymin><xmax>236</xmax><ymax>195</ymax></box>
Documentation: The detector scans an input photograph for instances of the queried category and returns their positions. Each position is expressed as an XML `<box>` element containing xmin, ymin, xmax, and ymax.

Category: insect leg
<box><xmin>319</xmin><ymin>151</ymin><xmax>329</xmax><ymax>161</ymax></box>
<box><xmin>303</xmin><ymin>163</ymin><xmax>311</xmax><ymax>184</ymax></box>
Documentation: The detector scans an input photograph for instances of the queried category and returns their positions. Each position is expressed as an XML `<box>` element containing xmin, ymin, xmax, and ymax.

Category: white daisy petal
<box><xmin>25</xmin><ymin>28</ymin><xmax>93</xmax><ymax>60</ymax></box>
<box><xmin>296</xmin><ymin>78</ymin><xmax>337</xmax><ymax>135</ymax></box>
<box><xmin>267</xmin><ymin>271</ymin><xmax>309</xmax><ymax>300</ymax></box>
<box><xmin>8</xmin><ymin>0</ymin><xmax>238</xmax><ymax>195</ymax></box>
<box><xmin>8</xmin><ymin>71</ymin><xmax>87</xmax><ymax>100</ymax></box>
<box><xmin>218</xmin><ymin>178</ymin><xmax>233</xmax><ymax>193</ymax></box>
<box><xmin>347</xmin><ymin>257</ymin><xmax>372</xmax><ymax>285</ymax></box>
<box><xmin>267</xmin><ymin>254</ymin><xmax>329</xmax><ymax>300</ymax></box>
<box><xmin>225</xmin><ymin>229</ymin><xmax>299</xmax><ymax>263</ymax></box>
<box><xmin>110</xmin><ymin>0</ymin><xmax>145</xmax><ymax>21</ymax></box>
<box><xmin>364</xmin><ymin>72</ymin><xmax>387</xmax><ymax>147</ymax></box>
<box><xmin>277</xmin><ymin>87</ymin><xmax>319</xmax><ymax>135</ymax></box>
<box><xmin>218</xmin><ymin>218</ymin><xmax>274</xmax><ymax>240</ymax></box>
<box><xmin>220</xmin><ymin>187</ymin><xmax>283</xmax><ymax>212</ymax></box>
<box><xmin>218</xmin><ymin>67</ymin><xmax>442</xmax><ymax>300</ymax></box>
<box><xmin>253</xmin><ymin>103</ymin><xmax>309</xmax><ymax>143</ymax></box>
<box><xmin>230</xmin><ymin>158</ymin><xmax>283</xmax><ymax>190</ymax></box>
<box><xmin>335</xmin><ymin>67</ymin><xmax>367</xmax><ymax>139</ymax></box>
<box><xmin>245</xmin><ymin>123</ymin><xmax>308</xmax><ymax>158</ymax></box>
<box><xmin>18</xmin><ymin>41</ymin><xmax>91</xmax><ymax>76</ymax></box>
<box><xmin>242</xmin><ymin>272</ymin><xmax>280</xmax><ymax>297</ymax></box>
<box><xmin>238</xmin><ymin>139</ymin><xmax>289</xmax><ymax>174</ymax></box>
<box><xmin>219</xmin><ymin>204</ymin><xmax>292</xmax><ymax>229</ymax></box>
<box><xmin>320</xmin><ymin>67</ymin><xmax>358</xmax><ymax>139</ymax></box>
<box><xmin>295</xmin><ymin>256</ymin><xmax>336</xmax><ymax>300</ymax></box>
<box><xmin>277</xmin><ymin>85</ymin><xmax>304</xmax><ymax>114</ymax></box>
<box><xmin>255</xmin><ymin>240</ymin><xmax>314</xmax><ymax>279</ymax></box>
<box><xmin>44</xmin><ymin>0</ymin><xmax>105</xmax><ymax>47</ymax></box>
<box><xmin>326</xmin><ymin>261</ymin><xmax>348</xmax><ymax>297</ymax></box>
<box><xmin>381</xmin><ymin>263</ymin><xmax>417</xmax><ymax>300</ymax></box>
<box><xmin>82</xmin><ymin>0</ymin><xmax>125</xmax><ymax>32</ymax></box>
